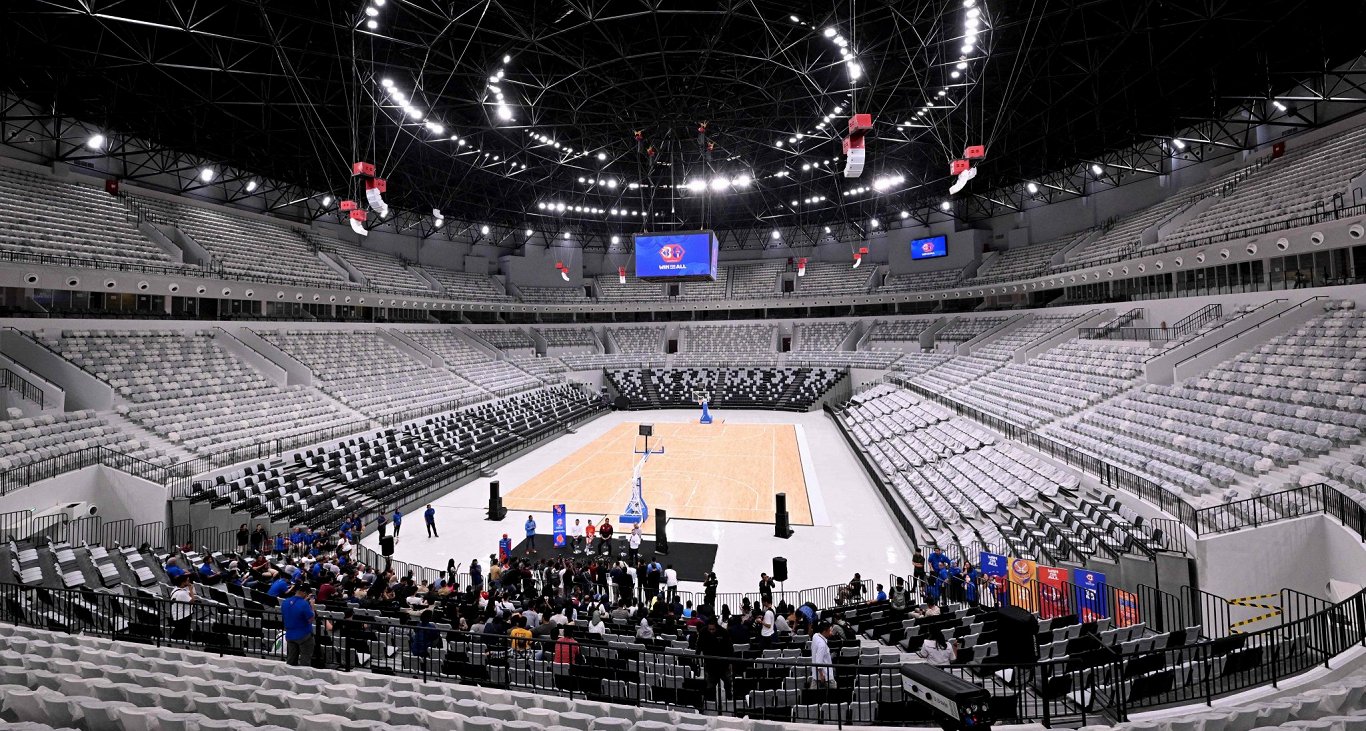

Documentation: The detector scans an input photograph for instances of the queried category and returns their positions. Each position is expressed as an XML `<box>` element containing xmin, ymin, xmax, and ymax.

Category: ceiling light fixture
<box><xmin>199</xmin><ymin>168</ymin><xmax>214</xmax><ymax>182</ymax></box>
<box><xmin>86</xmin><ymin>133</ymin><xmax>105</xmax><ymax>150</ymax></box>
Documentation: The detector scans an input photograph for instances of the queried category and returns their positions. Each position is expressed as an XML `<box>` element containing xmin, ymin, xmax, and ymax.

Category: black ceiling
<box><xmin>4</xmin><ymin>0</ymin><xmax>1364</xmax><ymax>234</ymax></box>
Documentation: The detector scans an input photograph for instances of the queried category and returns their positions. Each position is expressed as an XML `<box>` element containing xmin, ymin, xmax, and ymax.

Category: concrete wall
<box><xmin>1194</xmin><ymin>515</ymin><xmax>1357</xmax><ymax>602</ymax></box>
<box><xmin>0</xmin><ymin>465</ymin><xmax>168</xmax><ymax>528</ymax></box>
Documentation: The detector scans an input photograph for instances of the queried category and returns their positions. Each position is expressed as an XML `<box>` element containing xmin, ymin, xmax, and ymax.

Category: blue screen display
<box><xmin>634</xmin><ymin>231</ymin><xmax>718</xmax><ymax>278</ymax></box>
<box><xmin>910</xmin><ymin>235</ymin><xmax>948</xmax><ymax>260</ymax></box>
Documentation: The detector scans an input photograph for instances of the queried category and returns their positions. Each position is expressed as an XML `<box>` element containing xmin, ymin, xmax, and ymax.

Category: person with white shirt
<box><xmin>628</xmin><ymin>524</ymin><xmax>642</xmax><ymax>562</ymax></box>
<box><xmin>916</xmin><ymin>629</ymin><xmax>958</xmax><ymax>666</ymax></box>
<box><xmin>664</xmin><ymin>564</ymin><xmax>679</xmax><ymax>603</ymax></box>
<box><xmin>570</xmin><ymin>519</ymin><xmax>584</xmax><ymax>553</ymax></box>
<box><xmin>758</xmin><ymin>598</ymin><xmax>776</xmax><ymax>650</ymax></box>
<box><xmin>810</xmin><ymin>620</ymin><xmax>835</xmax><ymax>687</ymax></box>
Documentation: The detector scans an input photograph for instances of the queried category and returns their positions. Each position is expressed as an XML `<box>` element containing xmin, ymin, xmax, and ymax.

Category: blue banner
<box><xmin>552</xmin><ymin>504</ymin><xmax>567</xmax><ymax>548</ymax></box>
<box><xmin>980</xmin><ymin>552</ymin><xmax>1008</xmax><ymax>606</ymax></box>
<box><xmin>1072</xmin><ymin>568</ymin><xmax>1109</xmax><ymax>622</ymax></box>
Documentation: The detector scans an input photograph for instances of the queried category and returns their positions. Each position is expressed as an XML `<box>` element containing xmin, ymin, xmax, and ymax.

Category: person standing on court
<box><xmin>524</xmin><ymin>515</ymin><xmax>538</xmax><ymax>555</ymax></box>
<box><xmin>597</xmin><ymin>518</ymin><xmax>614</xmax><ymax>555</ymax></box>
<box><xmin>424</xmin><ymin>504</ymin><xmax>438</xmax><ymax>538</ymax></box>
<box><xmin>376</xmin><ymin>511</ymin><xmax>388</xmax><ymax>540</ymax></box>
<box><xmin>391</xmin><ymin>508</ymin><xmax>402</xmax><ymax>538</ymax></box>
<box><xmin>628</xmin><ymin>523</ymin><xmax>642</xmax><ymax>562</ymax></box>
<box><xmin>281</xmin><ymin>584</ymin><xmax>317</xmax><ymax>666</ymax></box>
<box><xmin>664</xmin><ymin>564</ymin><xmax>679</xmax><ymax>603</ymax></box>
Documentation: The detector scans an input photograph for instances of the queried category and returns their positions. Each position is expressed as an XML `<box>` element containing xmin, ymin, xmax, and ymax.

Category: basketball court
<box><xmin>503</xmin><ymin>421</ymin><xmax>814</xmax><ymax>525</ymax></box>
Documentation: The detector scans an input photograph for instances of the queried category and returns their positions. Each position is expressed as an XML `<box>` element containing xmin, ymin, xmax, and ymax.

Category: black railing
<box><xmin>0</xmin><ymin>367</ymin><xmax>44</xmax><ymax>409</ymax></box>
<box><xmin>1172</xmin><ymin>296</ymin><xmax>1325</xmax><ymax>373</ymax></box>
<box><xmin>0</xmin><ymin>445</ymin><xmax>194</xmax><ymax>497</ymax></box>
<box><xmin>0</xmin><ymin>578</ymin><xmax>1361</xmax><ymax>726</ymax></box>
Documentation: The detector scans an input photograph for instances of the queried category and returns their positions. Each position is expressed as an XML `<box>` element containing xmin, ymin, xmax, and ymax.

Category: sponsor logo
<box><xmin>921</xmin><ymin>241</ymin><xmax>937</xmax><ymax>255</ymax></box>
<box><xmin>659</xmin><ymin>243</ymin><xmax>686</xmax><ymax>263</ymax></box>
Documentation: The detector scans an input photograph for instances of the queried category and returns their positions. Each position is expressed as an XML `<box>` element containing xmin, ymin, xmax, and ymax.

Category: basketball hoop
<box><xmin>693</xmin><ymin>390</ymin><xmax>714</xmax><ymax>424</ymax></box>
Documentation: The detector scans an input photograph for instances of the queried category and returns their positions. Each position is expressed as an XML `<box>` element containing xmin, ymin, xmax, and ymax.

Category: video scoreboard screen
<box><xmin>634</xmin><ymin>230</ymin><xmax>719</xmax><ymax>280</ymax></box>
<box><xmin>911</xmin><ymin>235</ymin><xmax>948</xmax><ymax>260</ymax></box>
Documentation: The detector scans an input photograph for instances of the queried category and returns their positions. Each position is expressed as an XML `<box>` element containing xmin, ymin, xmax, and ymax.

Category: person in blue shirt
<box><xmin>424</xmin><ymin>504</ymin><xmax>438</xmax><ymax>537</ymax></box>
<box><xmin>498</xmin><ymin>534</ymin><xmax>512</xmax><ymax>562</ymax></box>
<box><xmin>267</xmin><ymin>576</ymin><xmax>291</xmax><ymax>597</ymax></box>
<box><xmin>289</xmin><ymin>528</ymin><xmax>303</xmax><ymax>555</ymax></box>
<box><xmin>875</xmin><ymin>584</ymin><xmax>887</xmax><ymax>602</ymax></box>
<box><xmin>197</xmin><ymin>558</ymin><xmax>220</xmax><ymax>585</ymax></box>
<box><xmin>164</xmin><ymin>558</ymin><xmax>186</xmax><ymax>579</ymax></box>
<box><xmin>280</xmin><ymin>585</ymin><xmax>316</xmax><ymax>666</ymax></box>
<box><xmin>927</xmin><ymin>547</ymin><xmax>947</xmax><ymax>573</ymax></box>
<box><xmin>274</xmin><ymin>534</ymin><xmax>286</xmax><ymax>555</ymax></box>
<box><xmin>377</xmin><ymin>512</ymin><xmax>389</xmax><ymax>539</ymax></box>
<box><xmin>392</xmin><ymin>509</ymin><xmax>403</xmax><ymax>538</ymax></box>
<box><xmin>524</xmin><ymin>515</ymin><xmax>537</xmax><ymax>555</ymax></box>
<box><xmin>470</xmin><ymin>558</ymin><xmax>482</xmax><ymax>590</ymax></box>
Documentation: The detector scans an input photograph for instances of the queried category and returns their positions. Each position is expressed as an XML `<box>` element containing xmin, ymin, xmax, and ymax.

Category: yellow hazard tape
<box><xmin>1229</xmin><ymin>609</ymin><xmax>1281</xmax><ymax>633</ymax></box>
<box><xmin>1228</xmin><ymin>593</ymin><xmax>1278</xmax><ymax>604</ymax></box>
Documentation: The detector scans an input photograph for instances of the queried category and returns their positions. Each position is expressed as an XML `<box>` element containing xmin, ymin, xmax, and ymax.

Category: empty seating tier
<box><xmin>307</xmin><ymin>234</ymin><xmax>432</xmax><ymax>293</ymax></box>
<box><xmin>680</xmin><ymin>323</ymin><xmax>775</xmax><ymax>354</ymax></box>
<box><xmin>794</xmin><ymin>261</ymin><xmax>876</xmax><ymax>296</ymax></box>
<box><xmin>728</xmin><ymin>261</ymin><xmax>785</xmax><ymax>298</ymax></box>
<box><xmin>879</xmin><ymin>269</ymin><xmax>962</xmax><ymax>292</ymax></box>
<box><xmin>153</xmin><ymin>199</ymin><xmax>347</xmax><ymax>286</ymax></box>
<box><xmin>49</xmin><ymin>329</ymin><xmax>356</xmax><ymax>456</ymax></box>
<box><xmin>595</xmin><ymin>275</ymin><xmax>666</xmax><ymax>301</ymax></box>
<box><xmin>607</xmin><ymin>326</ymin><xmax>665</xmax><ymax>354</ymax></box>
<box><xmin>517</xmin><ymin>285</ymin><xmax>589</xmax><ymax>304</ymax></box>
<box><xmin>795</xmin><ymin>321</ymin><xmax>853</xmax><ymax>351</ymax></box>
<box><xmin>0</xmin><ymin>167</ymin><xmax>170</xmax><ymax>266</ymax></box>
<box><xmin>419</xmin><ymin>267</ymin><xmax>512</xmax><ymax>301</ymax></box>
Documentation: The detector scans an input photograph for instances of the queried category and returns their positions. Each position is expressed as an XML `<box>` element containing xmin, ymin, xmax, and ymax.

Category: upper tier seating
<box><xmin>867</xmin><ymin>319</ymin><xmax>934</xmax><ymax>344</ymax></box>
<box><xmin>505</xmin><ymin>353</ymin><xmax>567</xmax><ymax>378</ymax></box>
<box><xmin>1310</xmin><ymin>450</ymin><xmax>1366</xmax><ymax>508</ymax></box>
<box><xmin>0</xmin><ymin>167</ymin><xmax>171</xmax><ymax>266</ymax></box>
<box><xmin>879</xmin><ymin>269</ymin><xmax>962</xmax><ymax>292</ymax></box>
<box><xmin>794</xmin><ymin>321</ymin><xmax>853</xmax><ymax>351</ymax></box>
<box><xmin>1043</xmin><ymin>300</ymin><xmax>1366</xmax><ymax>499</ymax></box>
<box><xmin>0</xmin><ymin>409</ymin><xmax>168</xmax><ymax>474</ymax></box>
<box><xmin>966</xmin><ymin>232</ymin><xmax>1084</xmax><ymax>284</ymax></box>
<box><xmin>560</xmin><ymin>352</ymin><xmax>667</xmax><ymax>370</ymax></box>
<box><xmin>677</xmin><ymin>268</ymin><xmax>730</xmax><ymax>300</ymax></box>
<box><xmin>1065</xmin><ymin>167</ymin><xmax>1250</xmax><ymax>268</ymax></box>
<box><xmin>595</xmin><ymin>275</ymin><xmax>666</xmax><ymax>301</ymax></box>
<box><xmin>609</xmin><ymin>367</ymin><xmax>842</xmax><ymax>410</ymax></box>
<box><xmin>472</xmin><ymin>329</ymin><xmax>536</xmax><ymax>353</ymax></box>
<box><xmin>795</xmin><ymin>261</ymin><xmax>876</xmax><ymax>296</ymax></box>
<box><xmin>517</xmin><ymin>285</ymin><xmax>589</xmax><ymax>304</ymax></box>
<box><xmin>49</xmin><ymin>329</ymin><xmax>356</xmax><ymax>456</ymax></box>
<box><xmin>607</xmin><ymin>326</ymin><xmax>665</xmax><ymax>354</ymax></box>
<box><xmin>152</xmin><ymin>199</ymin><xmax>347</xmax><ymax>286</ymax></box>
<box><xmin>889</xmin><ymin>352</ymin><xmax>955</xmax><ymax>377</ymax></box>
<box><xmin>934</xmin><ymin>316</ymin><xmax>1011</xmax><ymax>343</ymax></box>
<box><xmin>402</xmin><ymin>330</ymin><xmax>542</xmax><ymax>394</ymax></box>
<box><xmin>259</xmin><ymin>330</ymin><xmax>483</xmax><ymax>418</ymax></box>
<box><xmin>1165</xmin><ymin>124</ymin><xmax>1366</xmax><ymax>246</ymax></box>
<box><xmin>418</xmin><ymin>266</ymin><xmax>512</xmax><ymax>301</ymax></box>
<box><xmin>306</xmin><ymin>234</ymin><xmax>432</xmax><ymax>293</ymax></box>
<box><xmin>950</xmin><ymin>339</ymin><xmax>1160</xmax><ymax>428</ymax></box>
<box><xmin>728</xmin><ymin>261</ymin><xmax>785</xmax><ymax>298</ymax></box>
<box><xmin>787</xmin><ymin>351</ymin><xmax>904</xmax><ymax>369</ymax></box>
<box><xmin>535</xmin><ymin>327</ymin><xmax>596</xmax><ymax>348</ymax></box>
<box><xmin>681</xmin><ymin>323</ymin><xmax>776</xmax><ymax>353</ymax></box>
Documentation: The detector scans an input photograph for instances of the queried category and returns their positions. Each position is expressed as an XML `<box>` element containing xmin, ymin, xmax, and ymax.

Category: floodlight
<box><xmin>869</xmin><ymin>218</ymin><xmax>879</xmax><ymax>228</ymax></box>
<box><xmin>771</xmin><ymin>230</ymin><xmax>781</xmax><ymax>239</ymax></box>
<box><xmin>606</xmin><ymin>179</ymin><xmax>618</xmax><ymax>188</ymax></box>
<box><xmin>956</xmin><ymin>61</ymin><xmax>968</xmax><ymax>69</ymax></box>
<box><xmin>366</xmin><ymin>19</ymin><xmax>378</xmax><ymax>29</ymax></box>
<box><xmin>597</xmin><ymin>152</ymin><xmax>607</xmax><ymax>160</ymax></box>
<box><xmin>496</xmin><ymin>105</ymin><xmax>513</xmax><ymax>120</ymax></box>
<box><xmin>1272</xmin><ymin>100</ymin><xmax>1287</xmax><ymax>111</ymax></box>
<box><xmin>823</xmin><ymin>226</ymin><xmax>831</xmax><ymax>233</ymax></box>
<box><xmin>245</xmin><ymin>180</ymin><xmax>258</xmax><ymax>192</ymax></box>
<box><xmin>199</xmin><ymin>168</ymin><xmax>214</xmax><ymax>181</ymax></box>
<box><xmin>686</xmin><ymin>179</ymin><xmax>706</xmax><ymax>192</ymax></box>
<box><xmin>1026</xmin><ymin>182</ymin><xmax>1039</xmax><ymax>194</ymax></box>
<box><xmin>900</xmin><ymin>210</ymin><xmax>910</xmax><ymax>219</ymax></box>
<box><xmin>87</xmin><ymin>133</ymin><xmax>105</xmax><ymax>150</ymax></box>
<box><xmin>563</xmin><ymin>232</ymin><xmax>570</xmax><ymax>239</ymax></box>
<box><xmin>733</xmin><ymin>174</ymin><xmax>751</xmax><ymax>187</ymax></box>
<box><xmin>1172</xmin><ymin>138</ymin><xmax>1186</xmax><ymax>149</ymax></box>
<box><xmin>1090</xmin><ymin>163</ymin><xmax>1104</xmax><ymax>176</ymax></box>
<box><xmin>525</xmin><ymin>229</ymin><xmax>533</xmax><ymax>236</ymax></box>
<box><xmin>322</xmin><ymin>195</ymin><xmax>333</xmax><ymax>206</ymax></box>
<box><xmin>480</xmin><ymin>225</ymin><xmax>490</xmax><ymax>235</ymax></box>
<box><xmin>961</xmin><ymin>44</ymin><xmax>973</xmax><ymax>53</ymax></box>
<box><xmin>365</xmin><ymin>6</ymin><xmax>379</xmax><ymax>16</ymax></box>
<box><xmin>610</xmin><ymin>235</ymin><xmax>620</xmax><ymax>244</ymax></box>
<box><xmin>940</xmin><ymin>200</ymin><xmax>951</xmax><ymax>211</ymax></box>
<box><xmin>789</xmin><ymin>14</ymin><xmax>799</xmax><ymax>22</ymax></box>
<box><xmin>824</xmin><ymin>27</ymin><xmax>836</xmax><ymax>37</ymax></box>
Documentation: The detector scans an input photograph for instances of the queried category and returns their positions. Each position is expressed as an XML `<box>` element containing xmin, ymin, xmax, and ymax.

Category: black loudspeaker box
<box><xmin>487</xmin><ymin>480</ymin><xmax>506</xmax><ymax>521</ymax></box>
<box><xmin>772</xmin><ymin>556</ymin><xmax>788</xmax><ymax>583</ymax></box>
<box><xmin>654</xmin><ymin>508</ymin><xmax>669</xmax><ymax>554</ymax></box>
<box><xmin>995</xmin><ymin>605</ymin><xmax>1040</xmax><ymax>664</ymax></box>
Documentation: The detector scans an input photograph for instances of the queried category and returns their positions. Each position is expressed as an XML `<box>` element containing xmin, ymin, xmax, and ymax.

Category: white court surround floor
<box><xmin>362</xmin><ymin>407</ymin><xmax>916</xmax><ymax>596</ymax></box>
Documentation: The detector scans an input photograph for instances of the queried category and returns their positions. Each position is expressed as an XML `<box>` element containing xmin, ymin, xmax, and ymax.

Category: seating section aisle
<box><xmin>0</xmin><ymin>409</ymin><xmax>169</xmax><ymax>475</ymax></box>
<box><xmin>419</xmin><ymin>267</ymin><xmax>512</xmax><ymax>301</ymax></box>
<box><xmin>0</xmin><ymin>167</ymin><xmax>170</xmax><ymax>266</ymax></box>
<box><xmin>728</xmin><ymin>261</ymin><xmax>784</xmax><ymax>298</ymax></box>
<box><xmin>967</xmin><ymin>232</ymin><xmax>1084</xmax><ymax>283</ymax></box>
<box><xmin>879</xmin><ymin>269</ymin><xmax>962</xmax><ymax>292</ymax></box>
<box><xmin>1042</xmin><ymin>300</ymin><xmax>1366</xmax><ymax>501</ymax></box>
<box><xmin>258</xmin><ymin>330</ymin><xmax>482</xmax><ymax>419</ymax></box>
<box><xmin>596</xmin><ymin>275</ymin><xmax>666</xmax><ymax>302</ymax></box>
<box><xmin>48</xmin><ymin>329</ymin><xmax>356</xmax><ymax>456</ymax></box>
<box><xmin>155</xmin><ymin>199</ymin><xmax>347</xmax><ymax>286</ymax></box>
<box><xmin>795</xmin><ymin>262</ymin><xmax>876</xmax><ymax>296</ymax></box>
<box><xmin>607</xmin><ymin>326</ymin><xmax>665</xmax><ymax>354</ymax></box>
<box><xmin>306</xmin><ymin>234</ymin><xmax>431</xmax><ymax>293</ymax></box>
<box><xmin>402</xmin><ymin>330</ymin><xmax>542</xmax><ymax>394</ymax></box>
<box><xmin>795</xmin><ymin>321</ymin><xmax>853</xmax><ymax>351</ymax></box>
<box><xmin>1164</xmin><ymin>124</ymin><xmax>1366</xmax><ymax>246</ymax></box>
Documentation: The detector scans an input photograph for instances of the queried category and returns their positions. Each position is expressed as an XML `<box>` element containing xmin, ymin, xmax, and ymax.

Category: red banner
<box><xmin>1037</xmin><ymin>565</ymin><xmax>1070</xmax><ymax>619</ymax></box>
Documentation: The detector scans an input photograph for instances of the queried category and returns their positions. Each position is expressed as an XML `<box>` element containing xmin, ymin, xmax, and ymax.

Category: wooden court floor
<box><xmin>504</xmin><ymin>421</ymin><xmax>812</xmax><ymax>526</ymax></box>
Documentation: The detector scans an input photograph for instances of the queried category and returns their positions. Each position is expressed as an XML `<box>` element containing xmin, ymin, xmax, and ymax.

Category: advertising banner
<box><xmin>980</xmin><ymin>552</ymin><xmax>1008</xmax><ymax>607</ymax></box>
<box><xmin>1115</xmin><ymin>588</ymin><xmax>1141</xmax><ymax>627</ymax></box>
<box><xmin>1037</xmin><ymin>565</ymin><xmax>1071</xmax><ymax>619</ymax></box>
<box><xmin>1008</xmin><ymin>557</ymin><xmax>1038</xmax><ymax>611</ymax></box>
<box><xmin>1072</xmin><ymin>568</ymin><xmax>1109</xmax><ymax>622</ymax></box>
<box><xmin>552</xmin><ymin>504</ymin><xmax>567</xmax><ymax>549</ymax></box>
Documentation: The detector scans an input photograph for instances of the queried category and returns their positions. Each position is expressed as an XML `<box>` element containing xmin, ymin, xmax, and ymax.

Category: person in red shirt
<box><xmin>585</xmin><ymin>520</ymin><xmax>597</xmax><ymax>550</ymax></box>
<box><xmin>553</xmin><ymin>627</ymin><xmax>581</xmax><ymax>665</ymax></box>
<box><xmin>596</xmin><ymin>518</ymin><xmax>614</xmax><ymax>555</ymax></box>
